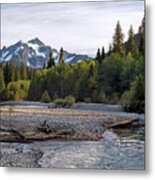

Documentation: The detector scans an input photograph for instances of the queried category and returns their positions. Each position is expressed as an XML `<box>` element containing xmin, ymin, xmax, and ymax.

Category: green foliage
<box><xmin>59</xmin><ymin>47</ymin><xmax>65</xmax><ymax>65</ymax></box>
<box><xmin>4</xmin><ymin>63</ymin><xmax>15</xmax><ymax>84</ymax></box>
<box><xmin>28</xmin><ymin>70</ymin><xmax>47</xmax><ymax>101</ymax></box>
<box><xmin>127</xmin><ymin>25</ymin><xmax>138</xmax><ymax>55</ymax></box>
<box><xmin>47</xmin><ymin>50</ymin><xmax>55</xmax><ymax>68</ymax></box>
<box><xmin>138</xmin><ymin>17</ymin><xmax>145</xmax><ymax>56</ymax></box>
<box><xmin>95</xmin><ymin>47</ymin><xmax>105</xmax><ymax>64</ymax></box>
<box><xmin>20</xmin><ymin>63</ymin><xmax>28</xmax><ymax>80</ymax></box>
<box><xmin>54</xmin><ymin>95</ymin><xmax>75</xmax><ymax>107</ymax></box>
<box><xmin>3</xmin><ymin>80</ymin><xmax>30</xmax><ymax>100</ymax></box>
<box><xmin>75</xmin><ymin>61</ymin><xmax>98</xmax><ymax>101</ymax></box>
<box><xmin>99</xmin><ymin>53</ymin><xmax>124</xmax><ymax>100</ymax></box>
<box><xmin>97</xmin><ymin>90</ymin><xmax>107</xmax><ymax>103</ymax></box>
<box><xmin>84</xmin><ymin>97</ymin><xmax>91</xmax><ymax>103</ymax></box>
<box><xmin>112</xmin><ymin>21</ymin><xmax>125</xmax><ymax>57</ymax></box>
<box><xmin>41</xmin><ymin>90</ymin><xmax>51</xmax><ymax>103</ymax></box>
<box><xmin>101</xmin><ymin>46</ymin><xmax>105</xmax><ymax>60</ymax></box>
<box><xmin>1</xmin><ymin>18</ymin><xmax>144</xmax><ymax>113</ymax></box>
<box><xmin>0</xmin><ymin>66</ymin><xmax>5</xmax><ymax>94</ymax></box>
<box><xmin>121</xmin><ymin>75</ymin><xmax>144</xmax><ymax>112</ymax></box>
<box><xmin>14</xmin><ymin>66</ymin><xmax>21</xmax><ymax>81</ymax></box>
<box><xmin>95</xmin><ymin>48</ymin><xmax>101</xmax><ymax>62</ymax></box>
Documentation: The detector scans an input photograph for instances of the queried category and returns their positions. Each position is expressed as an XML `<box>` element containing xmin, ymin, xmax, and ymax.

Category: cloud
<box><xmin>1</xmin><ymin>1</ymin><xmax>144</xmax><ymax>56</ymax></box>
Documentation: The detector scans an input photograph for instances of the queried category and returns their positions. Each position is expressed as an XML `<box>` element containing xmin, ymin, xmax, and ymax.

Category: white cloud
<box><xmin>1</xmin><ymin>1</ymin><xmax>144</xmax><ymax>56</ymax></box>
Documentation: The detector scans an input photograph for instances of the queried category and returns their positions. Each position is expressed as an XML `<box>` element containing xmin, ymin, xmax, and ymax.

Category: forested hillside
<box><xmin>0</xmin><ymin>18</ymin><xmax>145</xmax><ymax>113</ymax></box>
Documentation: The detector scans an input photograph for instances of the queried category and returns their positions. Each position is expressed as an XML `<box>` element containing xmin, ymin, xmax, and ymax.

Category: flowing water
<box><xmin>37</xmin><ymin>127</ymin><xmax>144</xmax><ymax>169</ymax></box>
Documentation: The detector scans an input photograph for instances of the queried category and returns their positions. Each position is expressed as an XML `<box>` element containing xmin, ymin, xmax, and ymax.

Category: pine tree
<box><xmin>47</xmin><ymin>50</ymin><xmax>55</xmax><ymax>68</ymax></box>
<box><xmin>0</xmin><ymin>66</ymin><xmax>5</xmax><ymax>93</ymax></box>
<box><xmin>95</xmin><ymin>48</ymin><xmax>101</xmax><ymax>63</ymax></box>
<box><xmin>4</xmin><ymin>63</ymin><xmax>15</xmax><ymax>84</ymax></box>
<box><xmin>59</xmin><ymin>47</ymin><xmax>65</xmax><ymax>65</ymax></box>
<box><xmin>41</xmin><ymin>90</ymin><xmax>51</xmax><ymax>103</ymax></box>
<box><xmin>138</xmin><ymin>17</ymin><xmax>145</xmax><ymax>57</ymax></box>
<box><xmin>20</xmin><ymin>63</ymin><xmax>27</xmax><ymax>80</ymax></box>
<box><xmin>107</xmin><ymin>43</ymin><xmax>112</xmax><ymax>56</ymax></box>
<box><xmin>101</xmin><ymin>46</ymin><xmax>105</xmax><ymax>60</ymax></box>
<box><xmin>10</xmin><ymin>64</ymin><xmax>15</xmax><ymax>82</ymax></box>
<box><xmin>4</xmin><ymin>63</ymin><xmax>9</xmax><ymax>84</ymax></box>
<box><xmin>112</xmin><ymin>21</ymin><xmax>125</xmax><ymax>56</ymax></box>
<box><xmin>15</xmin><ymin>66</ymin><xmax>21</xmax><ymax>81</ymax></box>
<box><xmin>127</xmin><ymin>25</ymin><xmax>138</xmax><ymax>55</ymax></box>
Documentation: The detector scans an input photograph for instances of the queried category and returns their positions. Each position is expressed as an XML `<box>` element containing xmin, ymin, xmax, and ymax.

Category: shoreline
<box><xmin>0</xmin><ymin>104</ymin><xmax>145</xmax><ymax>169</ymax></box>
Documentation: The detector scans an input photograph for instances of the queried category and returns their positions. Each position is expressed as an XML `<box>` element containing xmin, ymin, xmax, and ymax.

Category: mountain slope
<box><xmin>0</xmin><ymin>38</ymin><xmax>91</xmax><ymax>68</ymax></box>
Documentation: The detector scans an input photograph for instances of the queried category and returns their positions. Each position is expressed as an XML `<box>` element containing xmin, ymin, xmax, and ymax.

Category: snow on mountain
<box><xmin>0</xmin><ymin>38</ymin><xmax>91</xmax><ymax>68</ymax></box>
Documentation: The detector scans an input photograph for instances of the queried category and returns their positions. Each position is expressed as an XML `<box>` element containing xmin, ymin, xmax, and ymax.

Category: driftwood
<box><xmin>108</xmin><ymin>118</ymin><xmax>139</xmax><ymax>129</ymax></box>
<box><xmin>0</xmin><ymin>127</ymin><xmax>25</xmax><ymax>140</ymax></box>
<box><xmin>37</xmin><ymin>120</ymin><xmax>51</xmax><ymax>134</ymax></box>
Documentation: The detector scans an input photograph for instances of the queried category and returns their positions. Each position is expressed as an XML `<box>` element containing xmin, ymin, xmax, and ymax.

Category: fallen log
<box><xmin>0</xmin><ymin>127</ymin><xmax>25</xmax><ymax>140</ymax></box>
<box><xmin>108</xmin><ymin>118</ymin><xmax>139</xmax><ymax>129</ymax></box>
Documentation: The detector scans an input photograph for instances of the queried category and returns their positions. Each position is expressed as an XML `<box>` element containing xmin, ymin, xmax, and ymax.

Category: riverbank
<box><xmin>0</xmin><ymin>102</ymin><xmax>145</xmax><ymax>169</ymax></box>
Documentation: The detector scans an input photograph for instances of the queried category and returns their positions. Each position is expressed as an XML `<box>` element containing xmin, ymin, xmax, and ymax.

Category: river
<box><xmin>0</xmin><ymin>103</ymin><xmax>145</xmax><ymax>170</ymax></box>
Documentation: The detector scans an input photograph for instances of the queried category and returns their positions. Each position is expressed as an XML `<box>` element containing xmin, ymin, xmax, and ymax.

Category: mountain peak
<box><xmin>0</xmin><ymin>38</ymin><xmax>92</xmax><ymax>68</ymax></box>
<box><xmin>27</xmin><ymin>37</ymin><xmax>44</xmax><ymax>46</ymax></box>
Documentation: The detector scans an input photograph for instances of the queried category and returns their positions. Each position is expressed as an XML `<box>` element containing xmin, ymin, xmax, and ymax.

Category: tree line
<box><xmin>0</xmin><ymin>18</ymin><xmax>145</xmax><ymax>112</ymax></box>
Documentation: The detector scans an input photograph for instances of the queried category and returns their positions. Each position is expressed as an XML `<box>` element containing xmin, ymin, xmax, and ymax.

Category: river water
<box><xmin>36</xmin><ymin>127</ymin><xmax>144</xmax><ymax>169</ymax></box>
<box><xmin>39</xmin><ymin>110</ymin><xmax>145</xmax><ymax>169</ymax></box>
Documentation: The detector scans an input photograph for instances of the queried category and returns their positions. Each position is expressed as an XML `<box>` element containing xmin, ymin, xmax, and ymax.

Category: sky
<box><xmin>1</xmin><ymin>0</ymin><xmax>144</xmax><ymax>56</ymax></box>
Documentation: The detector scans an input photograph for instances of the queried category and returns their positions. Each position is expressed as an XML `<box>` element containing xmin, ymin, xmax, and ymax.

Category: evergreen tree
<box><xmin>0</xmin><ymin>66</ymin><xmax>5</xmax><ymax>93</ymax></box>
<box><xmin>59</xmin><ymin>47</ymin><xmax>65</xmax><ymax>64</ymax></box>
<box><xmin>112</xmin><ymin>21</ymin><xmax>125</xmax><ymax>56</ymax></box>
<box><xmin>4</xmin><ymin>63</ymin><xmax>9</xmax><ymax>85</ymax></box>
<box><xmin>47</xmin><ymin>50</ymin><xmax>55</xmax><ymax>68</ymax></box>
<box><xmin>41</xmin><ymin>90</ymin><xmax>51</xmax><ymax>103</ymax></box>
<box><xmin>10</xmin><ymin>64</ymin><xmax>15</xmax><ymax>82</ymax></box>
<box><xmin>101</xmin><ymin>46</ymin><xmax>105</xmax><ymax>60</ymax></box>
<box><xmin>107</xmin><ymin>44</ymin><xmax>112</xmax><ymax>56</ymax></box>
<box><xmin>127</xmin><ymin>25</ymin><xmax>138</xmax><ymax>55</ymax></box>
<box><xmin>20</xmin><ymin>63</ymin><xmax>27</xmax><ymax>80</ymax></box>
<box><xmin>138</xmin><ymin>17</ymin><xmax>145</xmax><ymax>57</ymax></box>
<box><xmin>27</xmin><ymin>68</ymin><xmax>34</xmax><ymax>80</ymax></box>
<box><xmin>15</xmin><ymin>66</ymin><xmax>21</xmax><ymax>81</ymax></box>
<box><xmin>95</xmin><ymin>48</ymin><xmax>101</xmax><ymax>63</ymax></box>
<box><xmin>4</xmin><ymin>63</ymin><xmax>15</xmax><ymax>84</ymax></box>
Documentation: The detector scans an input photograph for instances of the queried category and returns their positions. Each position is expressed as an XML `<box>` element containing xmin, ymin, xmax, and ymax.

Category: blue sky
<box><xmin>1</xmin><ymin>1</ymin><xmax>144</xmax><ymax>56</ymax></box>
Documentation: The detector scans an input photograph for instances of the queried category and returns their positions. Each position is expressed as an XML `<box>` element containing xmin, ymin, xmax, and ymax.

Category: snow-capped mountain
<box><xmin>0</xmin><ymin>38</ymin><xmax>91</xmax><ymax>68</ymax></box>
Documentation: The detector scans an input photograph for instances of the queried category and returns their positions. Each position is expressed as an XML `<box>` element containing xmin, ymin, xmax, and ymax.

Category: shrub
<box><xmin>41</xmin><ymin>91</ymin><xmax>51</xmax><ymax>103</ymax></box>
<box><xmin>54</xmin><ymin>95</ymin><xmax>75</xmax><ymax>107</ymax></box>
<box><xmin>97</xmin><ymin>91</ymin><xmax>107</xmax><ymax>103</ymax></box>
<box><xmin>84</xmin><ymin>97</ymin><xmax>91</xmax><ymax>103</ymax></box>
<box><xmin>4</xmin><ymin>80</ymin><xmax>30</xmax><ymax>101</ymax></box>
<box><xmin>121</xmin><ymin>75</ymin><xmax>144</xmax><ymax>113</ymax></box>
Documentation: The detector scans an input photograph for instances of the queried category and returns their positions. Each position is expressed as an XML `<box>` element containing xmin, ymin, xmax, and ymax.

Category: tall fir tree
<box><xmin>4</xmin><ymin>63</ymin><xmax>9</xmax><ymax>85</ymax></box>
<box><xmin>59</xmin><ymin>47</ymin><xmax>65</xmax><ymax>65</ymax></box>
<box><xmin>101</xmin><ymin>46</ymin><xmax>105</xmax><ymax>60</ymax></box>
<box><xmin>10</xmin><ymin>64</ymin><xmax>15</xmax><ymax>82</ymax></box>
<box><xmin>4</xmin><ymin>63</ymin><xmax>15</xmax><ymax>84</ymax></box>
<box><xmin>20</xmin><ymin>63</ymin><xmax>27</xmax><ymax>80</ymax></box>
<box><xmin>112</xmin><ymin>21</ymin><xmax>125</xmax><ymax>56</ymax></box>
<box><xmin>107</xmin><ymin>43</ymin><xmax>112</xmax><ymax>56</ymax></box>
<box><xmin>47</xmin><ymin>50</ymin><xmax>55</xmax><ymax>68</ymax></box>
<box><xmin>95</xmin><ymin>48</ymin><xmax>101</xmax><ymax>63</ymax></box>
<box><xmin>0</xmin><ymin>66</ymin><xmax>5</xmax><ymax>93</ymax></box>
<box><xmin>15</xmin><ymin>66</ymin><xmax>21</xmax><ymax>81</ymax></box>
<box><xmin>127</xmin><ymin>25</ymin><xmax>138</xmax><ymax>55</ymax></box>
<box><xmin>138</xmin><ymin>17</ymin><xmax>145</xmax><ymax>57</ymax></box>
